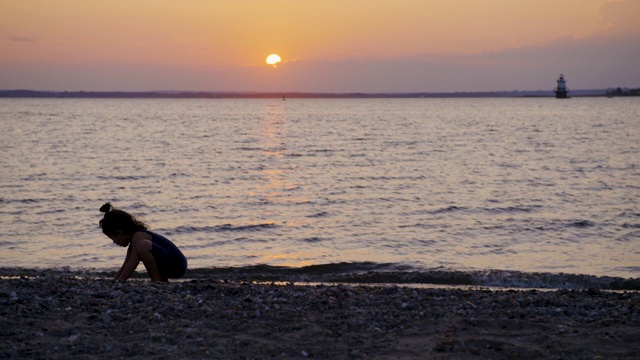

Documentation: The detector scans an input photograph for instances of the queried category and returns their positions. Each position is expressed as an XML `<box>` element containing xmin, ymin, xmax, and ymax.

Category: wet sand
<box><xmin>2</xmin><ymin>269</ymin><xmax>639</xmax><ymax>359</ymax></box>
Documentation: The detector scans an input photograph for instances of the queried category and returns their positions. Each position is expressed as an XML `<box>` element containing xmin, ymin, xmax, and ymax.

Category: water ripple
<box><xmin>1</xmin><ymin>98</ymin><xmax>638</xmax><ymax>279</ymax></box>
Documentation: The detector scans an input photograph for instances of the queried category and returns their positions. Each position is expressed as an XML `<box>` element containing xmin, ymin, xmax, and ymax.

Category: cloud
<box><xmin>7</xmin><ymin>36</ymin><xmax>38</xmax><ymax>43</ymax></box>
<box><xmin>1</xmin><ymin>27</ymin><xmax>638</xmax><ymax>93</ymax></box>
<box><xmin>473</xmin><ymin>33</ymin><xmax>640</xmax><ymax>88</ymax></box>
<box><xmin>595</xmin><ymin>0</ymin><xmax>640</xmax><ymax>33</ymax></box>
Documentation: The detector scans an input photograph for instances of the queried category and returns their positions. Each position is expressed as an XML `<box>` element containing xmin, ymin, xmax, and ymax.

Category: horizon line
<box><xmin>2</xmin><ymin>87</ymin><xmax>637</xmax><ymax>99</ymax></box>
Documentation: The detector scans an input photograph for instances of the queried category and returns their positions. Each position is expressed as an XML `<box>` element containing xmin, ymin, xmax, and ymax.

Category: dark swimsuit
<box><xmin>137</xmin><ymin>230</ymin><xmax>187</xmax><ymax>280</ymax></box>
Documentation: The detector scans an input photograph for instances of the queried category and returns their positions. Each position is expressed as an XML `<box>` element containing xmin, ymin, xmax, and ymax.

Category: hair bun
<box><xmin>99</xmin><ymin>202</ymin><xmax>113</xmax><ymax>213</ymax></box>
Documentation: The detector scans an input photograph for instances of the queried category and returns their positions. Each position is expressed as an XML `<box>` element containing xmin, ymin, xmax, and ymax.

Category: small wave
<box><xmin>567</xmin><ymin>220</ymin><xmax>596</xmax><ymax>228</ymax></box>
<box><xmin>0</xmin><ymin>240</ymin><xmax>21</xmax><ymax>247</ymax></box>
<box><xmin>0</xmin><ymin>184</ymin><xmax>24</xmax><ymax>189</ymax></box>
<box><xmin>96</xmin><ymin>175</ymin><xmax>152</xmax><ymax>181</ymax></box>
<box><xmin>484</xmin><ymin>205</ymin><xmax>542</xmax><ymax>214</ymax></box>
<box><xmin>20</xmin><ymin>173</ymin><xmax>48</xmax><ymax>180</ymax></box>
<box><xmin>402</xmin><ymin>206</ymin><xmax>467</xmax><ymax>216</ymax></box>
<box><xmin>166</xmin><ymin>226</ymin><xmax>220</xmax><ymax>234</ymax></box>
<box><xmin>189</xmin><ymin>262</ymin><xmax>400</xmax><ymax>277</ymax></box>
<box><xmin>213</xmin><ymin>223</ymin><xmax>277</xmax><ymax>232</ymax></box>
<box><xmin>167</xmin><ymin>223</ymin><xmax>277</xmax><ymax>234</ymax></box>
<box><xmin>181</xmin><ymin>237</ymin><xmax>269</xmax><ymax>249</ymax></box>
<box><xmin>613</xmin><ymin>266</ymin><xmax>640</xmax><ymax>274</ymax></box>
<box><xmin>301</xmin><ymin>237</ymin><xmax>327</xmax><ymax>243</ymax></box>
<box><xmin>470</xmin><ymin>270</ymin><xmax>639</xmax><ymax>290</ymax></box>
<box><xmin>306</xmin><ymin>211</ymin><xmax>331</xmax><ymax>218</ymax></box>
<box><xmin>0</xmin><ymin>198</ymin><xmax>43</xmax><ymax>204</ymax></box>
<box><xmin>496</xmin><ymin>162</ymin><xmax>521</xmax><ymax>169</ymax></box>
<box><xmin>431</xmin><ymin>206</ymin><xmax>466</xmax><ymax>214</ymax></box>
<box><xmin>183</xmin><ymin>263</ymin><xmax>640</xmax><ymax>290</ymax></box>
<box><xmin>616</xmin><ymin>231</ymin><xmax>640</xmax><ymax>242</ymax></box>
<box><xmin>355</xmin><ymin>175</ymin><xmax>426</xmax><ymax>182</ymax></box>
<box><xmin>397</xmin><ymin>223</ymin><xmax>438</xmax><ymax>230</ymax></box>
<box><xmin>35</xmin><ymin>209</ymin><xmax>65</xmax><ymax>215</ymax></box>
<box><xmin>3</xmin><ymin>264</ymin><xmax>638</xmax><ymax>290</ymax></box>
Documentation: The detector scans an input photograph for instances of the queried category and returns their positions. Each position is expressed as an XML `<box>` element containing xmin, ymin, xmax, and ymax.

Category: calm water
<box><xmin>1</xmin><ymin>98</ymin><xmax>639</xmax><ymax>279</ymax></box>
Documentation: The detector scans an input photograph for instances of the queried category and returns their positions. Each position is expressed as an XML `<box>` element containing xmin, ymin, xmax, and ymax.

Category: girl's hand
<box><xmin>118</xmin><ymin>231</ymin><xmax>162</xmax><ymax>281</ymax></box>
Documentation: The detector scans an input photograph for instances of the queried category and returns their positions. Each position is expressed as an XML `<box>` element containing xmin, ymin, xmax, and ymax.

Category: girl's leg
<box><xmin>137</xmin><ymin>245</ymin><xmax>162</xmax><ymax>282</ymax></box>
<box><xmin>151</xmin><ymin>245</ymin><xmax>187</xmax><ymax>280</ymax></box>
<box><xmin>150</xmin><ymin>243</ymin><xmax>174</xmax><ymax>281</ymax></box>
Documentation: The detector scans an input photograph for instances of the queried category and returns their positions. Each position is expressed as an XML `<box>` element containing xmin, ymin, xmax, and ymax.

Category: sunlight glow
<box><xmin>266</xmin><ymin>54</ymin><xmax>282</xmax><ymax>66</ymax></box>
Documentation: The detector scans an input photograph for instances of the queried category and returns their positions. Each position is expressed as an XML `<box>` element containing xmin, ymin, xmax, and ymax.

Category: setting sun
<box><xmin>266</xmin><ymin>54</ymin><xmax>282</xmax><ymax>66</ymax></box>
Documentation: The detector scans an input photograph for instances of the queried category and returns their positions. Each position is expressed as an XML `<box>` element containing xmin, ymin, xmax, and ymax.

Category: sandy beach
<box><xmin>2</xmin><ymin>269</ymin><xmax>639</xmax><ymax>359</ymax></box>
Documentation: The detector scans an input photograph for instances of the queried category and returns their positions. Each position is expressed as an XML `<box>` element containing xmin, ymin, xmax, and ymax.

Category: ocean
<box><xmin>1</xmin><ymin>97</ymin><xmax>639</xmax><ymax>285</ymax></box>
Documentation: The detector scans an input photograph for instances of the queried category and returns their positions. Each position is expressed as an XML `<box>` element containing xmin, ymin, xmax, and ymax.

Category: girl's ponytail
<box><xmin>99</xmin><ymin>202</ymin><xmax>113</xmax><ymax>213</ymax></box>
<box><xmin>99</xmin><ymin>203</ymin><xmax>148</xmax><ymax>235</ymax></box>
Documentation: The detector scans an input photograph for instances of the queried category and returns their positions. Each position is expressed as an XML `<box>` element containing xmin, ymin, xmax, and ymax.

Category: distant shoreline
<box><xmin>2</xmin><ymin>89</ymin><xmax>635</xmax><ymax>99</ymax></box>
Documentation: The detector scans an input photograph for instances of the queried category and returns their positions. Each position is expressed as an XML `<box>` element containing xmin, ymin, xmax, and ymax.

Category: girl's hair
<box><xmin>99</xmin><ymin>203</ymin><xmax>148</xmax><ymax>236</ymax></box>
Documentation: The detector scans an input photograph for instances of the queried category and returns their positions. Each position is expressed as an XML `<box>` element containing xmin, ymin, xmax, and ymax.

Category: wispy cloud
<box><xmin>8</xmin><ymin>36</ymin><xmax>38</xmax><ymax>43</ymax></box>
<box><xmin>595</xmin><ymin>0</ymin><xmax>639</xmax><ymax>33</ymax></box>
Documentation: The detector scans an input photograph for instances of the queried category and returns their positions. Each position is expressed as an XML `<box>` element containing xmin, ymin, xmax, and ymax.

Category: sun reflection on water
<box><xmin>259</xmin><ymin>252</ymin><xmax>315</xmax><ymax>268</ymax></box>
<box><xmin>251</xmin><ymin>102</ymin><xmax>310</xmax><ymax>207</ymax></box>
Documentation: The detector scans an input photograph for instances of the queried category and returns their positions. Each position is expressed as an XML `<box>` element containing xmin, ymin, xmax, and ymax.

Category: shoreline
<box><xmin>3</xmin><ymin>265</ymin><xmax>639</xmax><ymax>290</ymax></box>
<box><xmin>2</xmin><ymin>268</ymin><xmax>639</xmax><ymax>359</ymax></box>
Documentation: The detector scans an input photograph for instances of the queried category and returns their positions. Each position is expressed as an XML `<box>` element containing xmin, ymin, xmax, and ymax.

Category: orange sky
<box><xmin>1</xmin><ymin>0</ymin><xmax>638</xmax><ymax>92</ymax></box>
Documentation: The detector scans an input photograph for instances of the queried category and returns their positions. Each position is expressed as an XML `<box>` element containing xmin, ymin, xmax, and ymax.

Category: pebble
<box><xmin>0</xmin><ymin>271</ymin><xmax>638</xmax><ymax>359</ymax></box>
<box><xmin>100</xmin><ymin>311</ymin><xmax>112</xmax><ymax>323</ymax></box>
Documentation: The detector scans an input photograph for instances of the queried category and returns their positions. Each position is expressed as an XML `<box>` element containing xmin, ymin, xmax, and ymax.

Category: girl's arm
<box><xmin>117</xmin><ymin>232</ymin><xmax>162</xmax><ymax>282</ymax></box>
<box><xmin>114</xmin><ymin>246</ymin><xmax>132</xmax><ymax>280</ymax></box>
<box><xmin>115</xmin><ymin>244</ymin><xmax>140</xmax><ymax>281</ymax></box>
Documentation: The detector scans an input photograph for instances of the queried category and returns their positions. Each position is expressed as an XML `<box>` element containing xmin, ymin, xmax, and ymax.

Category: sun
<box><xmin>266</xmin><ymin>54</ymin><xmax>282</xmax><ymax>66</ymax></box>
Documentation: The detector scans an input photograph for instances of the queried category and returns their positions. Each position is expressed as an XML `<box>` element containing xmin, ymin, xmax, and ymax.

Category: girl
<box><xmin>99</xmin><ymin>203</ymin><xmax>187</xmax><ymax>282</ymax></box>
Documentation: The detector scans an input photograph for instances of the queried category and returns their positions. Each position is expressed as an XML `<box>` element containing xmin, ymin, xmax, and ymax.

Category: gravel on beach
<box><xmin>2</xmin><ymin>271</ymin><xmax>639</xmax><ymax>359</ymax></box>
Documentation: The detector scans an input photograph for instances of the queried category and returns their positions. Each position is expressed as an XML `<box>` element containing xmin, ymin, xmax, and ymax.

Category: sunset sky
<box><xmin>1</xmin><ymin>0</ymin><xmax>639</xmax><ymax>92</ymax></box>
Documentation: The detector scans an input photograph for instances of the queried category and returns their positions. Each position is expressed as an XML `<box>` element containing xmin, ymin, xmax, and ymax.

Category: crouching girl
<box><xmin>99</xmin><ymin>203</ymin><xmax>187</xmax><ymax>282</ymax></box>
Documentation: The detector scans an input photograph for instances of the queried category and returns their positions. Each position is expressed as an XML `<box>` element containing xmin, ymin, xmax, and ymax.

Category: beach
<box><xmin>2</xmin><ymin>269</ymin><xmax>639</xmax><ymax>359</ymax></box>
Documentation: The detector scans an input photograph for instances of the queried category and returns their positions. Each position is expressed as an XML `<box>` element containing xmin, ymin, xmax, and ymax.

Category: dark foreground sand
<box><xmin>2</xmin><ymin>272</ymin><xmax>639</xmax><ymax>359</ymax></box>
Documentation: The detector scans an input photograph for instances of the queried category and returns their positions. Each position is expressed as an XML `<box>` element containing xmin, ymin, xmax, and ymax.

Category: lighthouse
<box><xmin>555</xmin><ymin>74</ymin><xmax>569</xmax><ymax>99</ymax></box>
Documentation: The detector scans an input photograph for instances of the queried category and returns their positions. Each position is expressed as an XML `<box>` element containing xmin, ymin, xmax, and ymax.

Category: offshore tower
<box><xmin>555</xmin><ymin>74</ymin><xmax>569</xmax><ymax>99</ymax></box>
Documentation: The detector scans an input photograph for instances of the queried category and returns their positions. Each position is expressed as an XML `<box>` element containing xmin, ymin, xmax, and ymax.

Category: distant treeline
<box><xmin>605</xmin><ymin>87</ymin><xmax>640</xmax><ymax>97</ymax></box>
<box><xmin>0</xmin><ymin>88</ymin><xmax>636</xmax><ymax>99</ymax></box>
